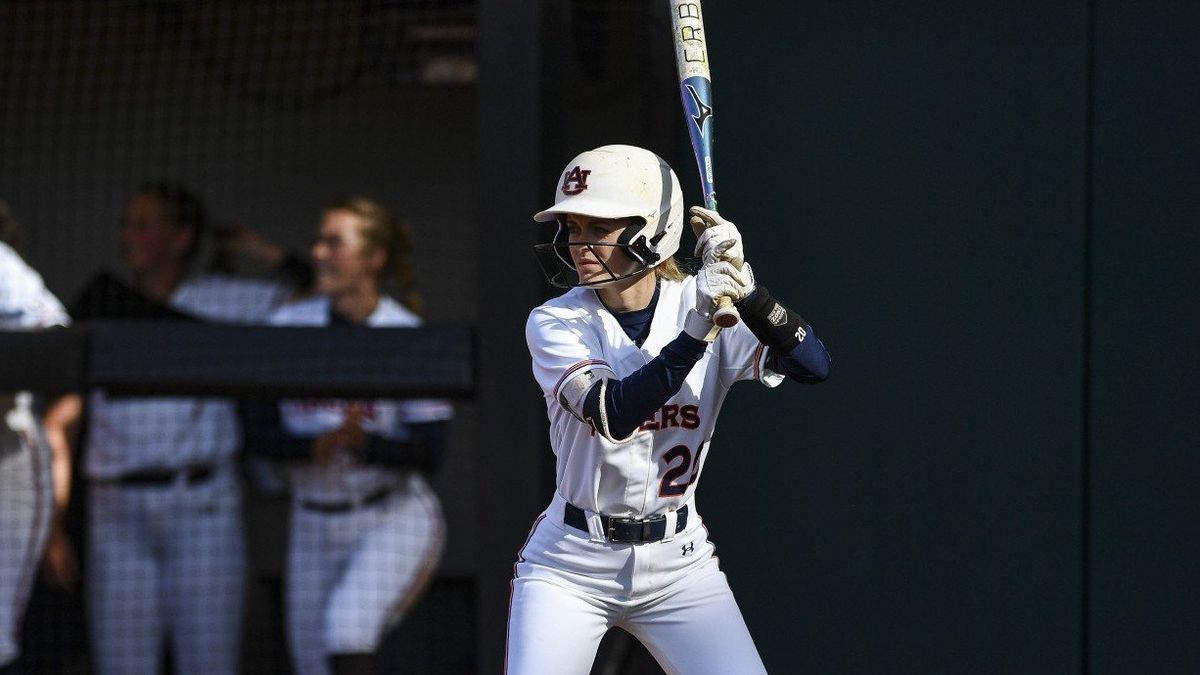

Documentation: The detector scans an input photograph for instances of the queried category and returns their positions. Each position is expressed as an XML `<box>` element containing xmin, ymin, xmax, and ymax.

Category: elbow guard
<box><xmin>558</xmin><ymin>370</ymin><xmax>633</xmax><ymax>442</ymax></box>
<box><xmin>735</xmin><ymin>285</ymin><xmax>811</xmax><ymax>353</ymax></box>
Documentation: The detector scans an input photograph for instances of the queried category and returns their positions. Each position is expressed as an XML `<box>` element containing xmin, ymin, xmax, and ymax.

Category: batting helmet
<box><xmin>533</xmin><ymin>145</ymin><xmax>683</xmax><ymax>288</ymax></box>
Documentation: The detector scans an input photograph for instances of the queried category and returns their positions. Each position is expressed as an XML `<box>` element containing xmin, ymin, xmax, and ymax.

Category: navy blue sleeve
<box><xmin>238</xmin><ymin>398</ymin><xmax>312</xmax><ymax>459</ymax></box>
<box><xmin>581</xmin><ymin>332</ymin><xmax>708</xmax><ymax>440</ymax></box>
<box><xmin>362</xmin><ymin>420</ymin><xmax>448</xmax><ymax>474</ymax></box>
<box><xmin>768</xmin><ymin>329</ymin><xmax>832</xmax><ymax>384</ymax></box>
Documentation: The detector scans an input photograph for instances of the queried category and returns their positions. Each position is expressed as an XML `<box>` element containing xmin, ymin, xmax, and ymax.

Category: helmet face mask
<box><xmin>534</xmin><ymin>240</ymin><xmax>650</xmax><ymax>289</ymax></box>
<box><xmin>533</xmin><ymin>216</ymin><xmax>655</xmax><ymax>289</ymax></box>
<box><xmin>532</xmin><ymin>145</ymin><xmax>683</xmax><ymax>289</ymax></box>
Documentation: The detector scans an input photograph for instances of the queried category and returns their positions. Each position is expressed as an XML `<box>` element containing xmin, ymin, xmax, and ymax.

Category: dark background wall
<box><xmin>1090</xmin><ymin>1</ymin><xmax>1199</xmax><ymax>672</ymax></box>
<box><xmin>679</xmin><ymin>1</ymin><xmax>1197</xmax><ymax>673</ymax></box>
<box><xmin>700</xmin><ymin>1</ymin><xmax>1084</xmax><ymax>672</ymax></box>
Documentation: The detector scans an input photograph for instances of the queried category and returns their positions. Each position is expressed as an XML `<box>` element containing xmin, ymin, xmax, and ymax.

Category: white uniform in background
<box><xmin>270</xmin><ymin>295</ymin><xmax>451</xmax><ymax>675</ymax></box>
<box><xmin>0</xmin><ymin>241</ymin><xmax>69</xmax><ymax>669</ymax></box>
<box><xmin>84</xmin><ymin>274</ymin><xmax>287</xmax><ymax>675</ymax></box>
<box><xmin>506</xmin><ymin>277</ymin><xmax>781</xmax><ymax>675</ymax></box>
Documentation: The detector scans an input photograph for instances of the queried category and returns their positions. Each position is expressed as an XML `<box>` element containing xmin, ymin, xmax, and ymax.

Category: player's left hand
<box><xmin>696</xmin><ymin>258</ymin><xmax>756</xmax><ymax>307</ymax></box>
<box><xmin>690</xmin><ymin>206</ymin><xmax>744</xmax><ymax>266</ymax></box>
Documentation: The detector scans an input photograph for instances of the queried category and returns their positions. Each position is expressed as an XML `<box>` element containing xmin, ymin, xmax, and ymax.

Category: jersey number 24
<box><xmin>659</xmin><ymin>441</ymin><xmax>708</xmax><ymax>497</ymax></box>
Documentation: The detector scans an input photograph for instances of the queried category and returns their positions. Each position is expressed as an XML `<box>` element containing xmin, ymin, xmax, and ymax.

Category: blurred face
<box><xmin>311</xmin><ymin>208</ymin><xmax>385</xmax><ymax>297</ymax></box>
<box><xmin>564</xmin><ymin>214</ymin><xmax>638</xmax><ymax>286</ymax></box>
<box><xmin>120</xmin><ymin>193</ymin><xmax>192</xmax><ymax>275</ymax></box>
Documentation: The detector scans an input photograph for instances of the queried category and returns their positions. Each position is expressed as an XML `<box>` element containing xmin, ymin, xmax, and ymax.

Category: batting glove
<box><xmin>697</xmin><ymin>259</ymin><xmax>756</xmax><ymax>306</ymax></box>
<box><xmin>691</xmin><ymin>206</ymin><xmax>745</xmax><ymax>266</ymax></box>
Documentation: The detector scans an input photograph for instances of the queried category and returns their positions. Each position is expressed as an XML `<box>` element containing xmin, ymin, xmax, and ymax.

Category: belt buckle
<box><xmin>606</xmin><ymin>514</ymin><xmax>664</xmax><ymax>543</ymax></box>
<box><xmin>607</xmin><ymin>517</ymin><xmax>640</xmax><ymax>543</ymax></box>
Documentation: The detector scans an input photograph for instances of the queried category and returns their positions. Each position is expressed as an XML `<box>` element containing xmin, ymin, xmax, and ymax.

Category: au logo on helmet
<box><xmin>561</xmin><ymin>166</ymin><xmax>592</xmax><ymax>195</ymax></box>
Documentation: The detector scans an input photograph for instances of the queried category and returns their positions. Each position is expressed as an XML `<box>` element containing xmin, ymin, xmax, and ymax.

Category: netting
<box><xmin>1</xmin><ymin>2</ymin><xmax>477</xmax><ymax>673</ymax></box>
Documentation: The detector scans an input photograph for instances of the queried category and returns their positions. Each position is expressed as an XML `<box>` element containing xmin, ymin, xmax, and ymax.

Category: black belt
<box><xmin>564</xmin><ymin>502</ymin><xmax>688</xmax><ymax>544</ymax></box>
<box><xmin>111</xmin><ymin>466</ymin><xmax>215</xmax><ymax>487</ymax></box>
<box><xmin>299</xmin><ymin>486</ymin><xmax>393</xmax><ymax>514</ymax></box>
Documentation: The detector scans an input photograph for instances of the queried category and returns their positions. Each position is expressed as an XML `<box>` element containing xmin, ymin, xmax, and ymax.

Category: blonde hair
<box><xmin>329</xmin><ymin>196</ymin><xmax>424</xmax><ymax>315</ymax></box>
<box><xmin>654</xmin><ymin>256</ymin><xmax>687</xmax><ymax>282</ymax></box>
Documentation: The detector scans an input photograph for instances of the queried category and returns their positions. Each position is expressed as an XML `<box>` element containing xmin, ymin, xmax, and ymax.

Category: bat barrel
<box><xmin>671</xmin><ymin>1</ymin><xmax>717</xmax><ymax>212</ymax></box>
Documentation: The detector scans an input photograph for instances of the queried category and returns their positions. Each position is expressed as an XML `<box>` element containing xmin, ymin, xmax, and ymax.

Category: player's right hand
<box><xmin>697</xmin><ymin>258</ymin><xmax>756</xmax><ymax>307</ymax></box>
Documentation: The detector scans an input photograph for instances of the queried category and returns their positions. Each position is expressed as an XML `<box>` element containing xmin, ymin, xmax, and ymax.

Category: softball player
<box><xmin>76</xmin><ymin>183</ymin><xmax>294</xmax><ymax>675</ymax></box>
<box><xmin>242</xmin><ymin>197</ymin><xmax>450</xmax><ymax>675</ymax></box>
<box><xmin>0</xmin><ymin>213</ymin><xmax>70</xmax><ymax>674</ymax></box>
<box><xmin>508</xmin><ymin>145</ymin><xmax>831</xmax><ymax>674</ymax></box>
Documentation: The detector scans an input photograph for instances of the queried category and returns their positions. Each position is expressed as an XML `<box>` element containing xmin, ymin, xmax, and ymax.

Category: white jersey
<box><xmin>0</xmin><ymin>242</ymin><xmax>68</xmax><ymax>329</ymax></box>
<box><xmin>271</xmin><ymin>295</ymin><xmax>453</xmax><ymax>503</ymax></box>
<box><xmin>85</xmin><ymin>274</ymin><xmax>289</xmax><ymax>479</ymax></box>
<box><xmin>526</xmin><ymin>277</ymin><xmax>783</xmax><ymax>519</ymax></box>
<box><xmin>0</xmin><ymin>240</ymin><xmax>68</xmax><ymax>443</ymax></box>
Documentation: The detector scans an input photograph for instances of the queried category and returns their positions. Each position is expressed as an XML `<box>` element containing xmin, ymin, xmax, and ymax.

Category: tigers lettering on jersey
<box><xmin>583</xmin><ymin>404</ymin><xmax>701</xmax><ymax>437</ymax></box>
<box><xmin>639</xmin><ymin>404</ymin><xmax>700</xmax><ymax>431</ymax></box>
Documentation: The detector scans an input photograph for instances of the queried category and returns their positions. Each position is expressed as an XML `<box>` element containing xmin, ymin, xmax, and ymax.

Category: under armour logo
<box><xmin>681</xmin><ymin>542</ymin><xmax>695</xmax><ymax>556</ymax></box>
<box><xmin>561</xmin><ymin>166</ymin><xmax>592</xmax><ymax>195</ymax></box>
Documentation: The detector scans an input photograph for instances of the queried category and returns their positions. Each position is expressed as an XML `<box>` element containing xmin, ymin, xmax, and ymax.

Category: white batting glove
<box><xmin>696</xmin><ymin>259</ymin><xmax>756</xmax><ymax>307</ymax></box>
<box><xmin>690</xmin><ymin>206</ymin><xmax>745</xmax><ymax>266</ymax></box>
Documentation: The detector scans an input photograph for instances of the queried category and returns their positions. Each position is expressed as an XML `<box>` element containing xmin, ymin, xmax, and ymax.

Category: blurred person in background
<box><xmin>0</xmin><ymin>201</ymin><xmax>75</xmax><ymax>675</ymax></box>
<box><xmin>241</xmin><ymin>197</ymin><xmax>451</xmax><ymax>675</ymax></box>
<box><xmin>60</xmin><ymin>182</ymin><xmax>307</xmax><ymax>675</ymax></box>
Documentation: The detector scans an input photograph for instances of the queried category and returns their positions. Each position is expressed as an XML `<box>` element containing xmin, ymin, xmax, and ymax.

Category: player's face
<box><xmin>311</xmin><ymin>208</ymin><xmax>385</xmax><ymax>296</ymax></box>
<box><xmin>564</xmin><ymin>215</ymin><xmax>638</xmax><ymax>285</ymax></box>
<box><xmin>120</xmin><ymin>193</ymin><xmax>192</xmax><ymax>275</ymax></box>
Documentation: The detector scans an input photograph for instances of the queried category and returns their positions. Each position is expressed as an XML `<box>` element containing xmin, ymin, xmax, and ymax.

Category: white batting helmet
<box><xmin>533</xmin><ymin>145</ymin><xmax>684</xmax><ymax>287</ymax></box>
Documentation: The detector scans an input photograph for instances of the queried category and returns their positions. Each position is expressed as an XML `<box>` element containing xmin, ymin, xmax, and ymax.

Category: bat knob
<box><xmin>713</xmin><ymin>297</ymin><xmax>740</xmax><ymax>328</ymax></box>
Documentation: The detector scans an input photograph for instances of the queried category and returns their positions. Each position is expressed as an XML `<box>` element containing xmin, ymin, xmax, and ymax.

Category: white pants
<box><xmin>286</xmin><ymin>475</ymin><xmax>444</xmax><ymax>675</ymax></box>
<box><xmin>87</xmin><ymin>465</ymin><xmax>245</xmax><ymax>675</ymax></box>
<box><xmin>0</xmin><ymin>413</ymin><xmax>52</xmax><ymax>667</ymax></box>
<box><xmin>506</xmin><ymin>494</ymin><xmax>766</xmax><ymax>675</ymax></box>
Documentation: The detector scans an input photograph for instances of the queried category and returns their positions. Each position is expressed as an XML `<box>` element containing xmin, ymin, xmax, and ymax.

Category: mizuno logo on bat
<box><xmin>685</xmin><ymin>84</ymin><xmax>712</xmax><ymax>136</ymax></box>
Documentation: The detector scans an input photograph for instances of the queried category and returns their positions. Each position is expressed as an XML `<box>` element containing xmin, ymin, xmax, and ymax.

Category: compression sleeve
<box><xmin>581</xmin><ymin>331</ymin><xmax>708</xmax><ymax>441</ymax></box>
<box><xmin>361</xmin><ymin>420</ymin><xmax>448</xmax><ymax>473</ymax></box>
<box><xmin>768</xmin><ymin>332</ymin><xmax>831</xmax><ymax>383</ymax></box>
